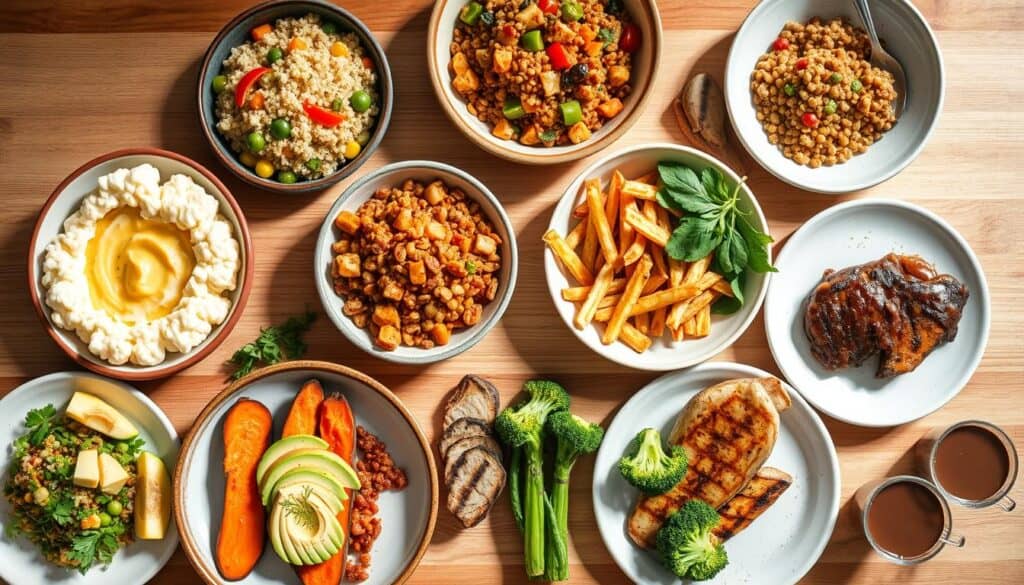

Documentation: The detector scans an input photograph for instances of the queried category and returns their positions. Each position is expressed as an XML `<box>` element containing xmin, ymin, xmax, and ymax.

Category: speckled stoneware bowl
<box><xmin>314</xmin><ymin>161</ymin><xmax>518</xmax><ymax>364</ymax></box>
<box><xmin>28</xmin><ymin>148</ymin><xmax>254</xmax><ymax>381</ymax></box>
<box><xmin>197</xmin><ymin>0</ymin><xmax>393</xmax><ymax>193</ymax></box>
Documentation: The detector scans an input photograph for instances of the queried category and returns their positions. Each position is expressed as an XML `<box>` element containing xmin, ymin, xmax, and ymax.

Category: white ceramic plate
<box><xmin>314</xmin><ymin>161</ymin><xmax>518</xmax><ymax>365</ymax></box>
<box><xmin>544</xmin><ymin>143</ymin><xmax>772</xmax><ymax>371</ymax></box>
<box><xmin>592</xmin><ymin>362</ymin><xmax>840</xmax><ymax>585</ymax></box>
<box><xmin>725</xmin><ymin>0</ymin><xmax>944</xmax><ymax>193</ymax></box>
<box><xmin>764</xmin><ymin>199</ymin><xmax>990</xmax><ymax>427</ymax></box>
<box><xmin>174</xmin><ymin>361</ymin><xmax>437</xmax><ymax>585</ymax></box>
<box><xmin>0</xmin><ymin>371</ymin><xmax>179</xmax><ymax>585</ymax></box>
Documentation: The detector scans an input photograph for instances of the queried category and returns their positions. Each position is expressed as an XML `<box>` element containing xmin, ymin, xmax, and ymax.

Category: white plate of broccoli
<box><xmin>591</xmin><ymin>361</ymin><xmax>839</xmax><ymax>584</ymax></box>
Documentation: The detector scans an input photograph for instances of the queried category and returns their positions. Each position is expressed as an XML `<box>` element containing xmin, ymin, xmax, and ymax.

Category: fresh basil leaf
<box><xmin>657</xmin><ymin>162</ymin><xmax>705</xmax><ymax>197</ymax></box>
<box><xmin>656</xmin><ymin>190</ymin><xmax>680</xmax><ymax>212</ymax></box>
<box><xmin>715</xmin><ymin>172</ymin><xmax>733</xmax><ymax>202</ymax></box>
<box><xmin>712</xmin><ymin>272</ymin><xmax>746</xmax><ymax>315</ymax></box>
<box><xmin>666</xmin><ymin>216</ymin><xmax>720</xmax><ymax>262</ymax></box>
<box><xmin>716</xmin><ymin>236</ymin><xmax>733</xmax><ymax>274</ymax></box>
<box><xmin>700</xmin><ymin>167</ymin><xmax>723</xmax><ymax>200</ymax></box>
<box><xmin>727</xmin><ymin>228</ymin><xmax>749</xmax><ymax>273</ymax></box>
<box><xmin>657</xmin><ymin>187</ymin><xmax>717</xmax><ymax>216</ymax></box>
<box><xmin>736</xmin><ymin>215</ymin><xmax>777</xmax><ymax>273</ymax></box>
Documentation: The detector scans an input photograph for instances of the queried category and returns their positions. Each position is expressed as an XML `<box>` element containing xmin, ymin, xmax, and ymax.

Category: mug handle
<box><xmin>997</xmin><ymin>495</ymin><xmax>1016</xmax><ymax>512</ymax></box>
<box><xmin>941</xmin><ymin>533</ymin><xmax>966</xmax><ymax>548</ymax></box>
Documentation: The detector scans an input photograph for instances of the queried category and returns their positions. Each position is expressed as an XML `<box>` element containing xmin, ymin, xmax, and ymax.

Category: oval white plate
<box><xmin>592</xmin><ymin>362</ymin><xmax>840</xmax><ymax>585</ymax></box>
<box><xmin>724</xmin><ymin>0</ymin><xmax>944</xmax><ymax>194</ymax></box>
<box><xmin>765</xmin><ymin>199</ymin><xmax>990</xmax><ymax>427</ymax></box>
<box><xmin>545</xmin><ymin>143</ymin><xmax>772</xmax><ymax>371</ymax></box>
<box><xmin>0</xmin><ymin>372</ymin><xmax>179</xmax><ymax>585</ymax></box>
<box><xmin>174</xmin><ymin>361</ymin><xmax>437</xmax><ymax>585</ymax></box>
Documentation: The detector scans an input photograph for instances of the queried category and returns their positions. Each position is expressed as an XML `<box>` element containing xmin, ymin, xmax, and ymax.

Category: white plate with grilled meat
<box><xmin>592</xmin><ymin>362</ymin><xmax>839</xmax><ymax>585</ymax></box>
<box><xmin>764</xmin><ymin>199</ymin><xmax>990</xmax><ymax>427</ymax></box>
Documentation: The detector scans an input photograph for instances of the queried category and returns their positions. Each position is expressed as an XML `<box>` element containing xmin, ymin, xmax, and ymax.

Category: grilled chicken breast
<box><xmin>713</xmin><ymin>467</ymin><xmax>793</xmax><ymax>541</ymax></box>
<box><xmin>804</xmin><ymin>253</ymin><xmax>969</xmax><ymax>378</ymax></box>
<box><xmin>628</xmin><ymin>377</ymin><xmax>791</xmax><ymax>548</ymax></box>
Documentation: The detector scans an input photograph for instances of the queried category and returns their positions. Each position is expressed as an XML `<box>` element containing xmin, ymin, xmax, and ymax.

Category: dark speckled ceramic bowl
<box><xmin>197</xmin><ymin>0</ymin><xmax>393</xmax><ymax>193</ymax></box>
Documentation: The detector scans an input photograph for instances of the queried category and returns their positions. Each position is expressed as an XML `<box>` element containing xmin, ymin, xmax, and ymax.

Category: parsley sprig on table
<box><xmin>656</xmin><ymin>161</ymin><xmax>777</xmax><ymax>314</ymax></box>
<box><xmin>228</xmin><ymin>311</ymin><xmax>316</xmax><ymax>380</ymax></box>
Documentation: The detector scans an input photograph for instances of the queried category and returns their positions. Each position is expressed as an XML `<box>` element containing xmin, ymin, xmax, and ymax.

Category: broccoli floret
<box><xmin>655</xmin><ymin>500</ymin><xmax>729</xmax><ymax>581</ymax></box>
<box><xmin>544</xmin><ymin>411</ymin><xmax>604</xmax><ymax>580</ymax></box>
<box><xmin>495</xmin><ymin>379</ymin><xmax>570</xmax><ymax>577</ymax></box>
<box><xmin>617</xmin><ymin>428</ymin><xmax>688</xmax><ymax>495</ymax></box>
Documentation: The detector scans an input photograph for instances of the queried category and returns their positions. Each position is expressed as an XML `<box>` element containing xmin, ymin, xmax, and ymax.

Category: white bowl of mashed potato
<box><xmin>28</xmin><ymin>148</ymin><xmax>254</xmax><ymax>380</ymax></box>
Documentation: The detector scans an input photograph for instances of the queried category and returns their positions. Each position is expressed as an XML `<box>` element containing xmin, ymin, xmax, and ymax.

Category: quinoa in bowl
<box><xmin>449</xmin><ymin>0</ymin><xmax>639</xmax><ymax>147</ymax></box>
<box><xmin>211</xmin><ymin>13</ymin><xmax>380</xmax><ymax>184</ymax></box>
<box><xmin>750</xmin><ymin>17</ymin><xmax>897</xmax><ymax>168</ymax></box>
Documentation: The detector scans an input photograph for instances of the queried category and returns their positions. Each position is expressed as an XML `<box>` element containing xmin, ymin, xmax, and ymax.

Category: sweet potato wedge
<box><xmin>296</xmin><ymin>395</ymin><xmax>357</xmax><ymax>585</ymax></box>
<box><xmin>216</xmin><ymin>398</ymin><xmax>273</xmax><ymax>580</ymax></box>
<box><xmin>282</xmin><ymin>379</ymin><xmax>325</xmax><ymax>437</ymax></box>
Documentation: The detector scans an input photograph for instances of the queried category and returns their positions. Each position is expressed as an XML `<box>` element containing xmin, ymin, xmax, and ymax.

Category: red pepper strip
<box><xmin>546</xmin><ymin>42</ymin><xmax>572</xmax><ymax>71</ymax></box>
<box><xmin>234</xmin><ymin>67</ymin><xmax>270</xmax><ymax>108</ymax></box>
<box><xmin>538</xmin><ymin>0</ymin><xmax>559</xmax><ymax>14</ymax></box>
<box><xmin>303</xmin><ymin>101</ymin><xmax>347</xmax><ymax>127</ymax></box>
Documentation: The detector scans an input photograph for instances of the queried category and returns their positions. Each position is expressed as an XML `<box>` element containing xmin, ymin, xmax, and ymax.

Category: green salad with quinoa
<box><xmin>3</xmin><ymin>400</ymin><xmax>144</xmax><ymax>573</ymax></box>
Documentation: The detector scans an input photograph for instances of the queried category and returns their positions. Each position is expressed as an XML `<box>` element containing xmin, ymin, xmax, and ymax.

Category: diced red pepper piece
<box><xmin>796</xmin><ymin>58</ymin><xmax>809</xmax><ymax>71</ymax></box>
<box><xmin>303</xmin><ymin>101</ymin><xmax>347</xmax><ymax>127</ymax></box>
<box><xmin>546</xmin><ymin>42</ymin><xmax>572</xmax><ymax>70</ymax></box>
<box><xmin>773</xmin><ymin>37</ymin><xmax>790</xmax><ymax>51</ymax></box>
<box><xmin>538</xmin><ymin>0</ymin><xmax>559</xmax><ymax>14</ymax></box>
<box><xmin>801</xmin><ymin>112</ymin><xmax>819</xmax><ymax>128</ymax></box>
<box><xmin>619</xmin><ymin>23</ymin><xmax>641</xmax><ymax>53</ymax></box>
<box><xmin>234</xmin><ymin>67</ymin><xmax>270</xmax><ymax>108</ymax></box>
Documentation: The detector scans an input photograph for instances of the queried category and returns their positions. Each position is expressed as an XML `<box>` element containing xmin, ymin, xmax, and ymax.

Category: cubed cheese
<box><xmin>73</xmin><ymin>449</ymin><xmax>100</xmax><ymax>489</ymax></box>
<box><xmin>99</xmin><ymin>452</ymin><xmax>129</xmax><ymax>495</ymax></box>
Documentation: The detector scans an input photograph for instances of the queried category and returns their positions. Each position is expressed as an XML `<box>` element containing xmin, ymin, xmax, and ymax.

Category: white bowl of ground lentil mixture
<box><xmin>429</xmin><ymin>0</ymin><xmax>662</xmax><ymax>165</ymax></box>
<box><xmin>314</xmin><ymin>161</ymin><xmax>518</xmax><ymax>364</ymax></box>
<box><xmin>0</xmin><ymin>371</ymin><xmax>178</xmax><ymax>584</ymax></box>
<box><xmin>725</xmin><ymin>0</ymin><xmax>943</xmax><ymax>193</ymax></box>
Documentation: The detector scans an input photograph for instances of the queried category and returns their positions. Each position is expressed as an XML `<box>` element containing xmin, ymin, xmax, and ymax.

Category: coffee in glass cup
<box><xmin>916</xmin><ymin>420</ymin><xmax>1017</xmax><ymax>511</ymax></box>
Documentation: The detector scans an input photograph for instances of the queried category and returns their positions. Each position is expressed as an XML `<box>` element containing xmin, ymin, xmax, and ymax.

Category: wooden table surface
<box><xmin>2</xmin><ymin>1</ymin><xmax>1023</xmax><ymax>583</ymax></box>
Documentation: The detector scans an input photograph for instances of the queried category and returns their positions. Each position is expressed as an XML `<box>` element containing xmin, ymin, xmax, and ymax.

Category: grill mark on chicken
<box><xmin>804</xmin><ymin>254</ymin><xmax>968</xmax><ymax>378</ymax></box>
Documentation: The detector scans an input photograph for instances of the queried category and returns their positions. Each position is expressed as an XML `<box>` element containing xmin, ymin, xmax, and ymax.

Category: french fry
<box><xmin>634</xmin><ymin>171</ymin><xmax>659</xmax><ymax>185</ymax></box>
<box><xmin>543</xmin><ymin>229</ymin><xmax>594</xmax><ymax>285</ymax></box>
<box><xmin>635</xmin><ymin>312</ymin><xmax>649</xmax><ymax>334</ymax></box>
<box><xmin>650</xmin><ymin>306</ymin><xmax>667</xmax><ymax>337</ymax></box>
<box><xmin>641</xmin><ymin>273</ymin><xmax>668</xmax><ymax>295</ymax></box>
<box><xmin>565</xmin><ymin>217</ymin><xmax>588</xmax><ymax>249</ymax></box>
<box><xmin>678</xmin><ymin>291</ymin><xmax>719</xmax><ymax>324</ymax></box>
<box><xmin>712</xmin><ymin>279</ymin><xmax>734</xmax><ymax>297</ymax></box>
<box><xmin>683</xmin><ymin>317</ymin><xmax>698</xmax><ymax>336</ymax></box>
<box><xmin>685</xmin><ymin>254</ymin><xmax>712</xmax><ymax>284</ymax></box>
<box><xmin>572</xmin><ymin>189</ymin><xmax>604</xmax><ymax>218</ymax></box>
<box><xmin>694</xmin><ymin>305</ymin><xmax>711</xmax><ymax>337</ymax></box>
<box><xmin>672</xmin><ymin>324</ymin><xmax>685</xmax><ymax>341</ymax></box>
<box><xmin>602</xmin><ymin>255</ymin><xmax>652</xmax><ymax>344</ymax></box>
<box><xmin>586</xmin><ymin>179</ymin><xmax>618</xmax><ymax>266</ymax></box>
<box><xmin>618</xmin><ymin>179</ymin><xmax>636</xmax><ymax>255</ymax></box>
<box><xmin>668</xmin><ymin>254</ymin><xmax>714</xmax><ymax>327</ymax></box>
<box><xmin>631</xmin><ymin>282</ymin><xmax>701</xmax><ymax>315</ymax></box>
<box><xmin>581</xmin><ymin>214</ymin><xmax>599</xmax><ymax>273</ymax></box>
<box><xmin>669</xmin><ymin>257</ymin><xmax>686</xmax><ymax>287</ymax></box>
<box><xmin>597</xmin><ymin>293</ymin><xmax>622</xmax><ymax>309</ymax></box>
<box><xmin>575</xmin><ymin>263</ymin><xmax>615</xmax><ymax>329</ymax></box>
<box><xmin>621</xmin><ymin>180</ymin><xmax>658</xmax><ymax>201</ymax></box>
<box><xmin>620</xmin><ymin>322</ymin><xmax>652</xmax><ymax>353</ymax></box>
<box><xmin>622</xmin><ymin>232</ymin><xmax>647</xmax><ymax>265</ymax></box>
<box><xmin>561</xmin><ymin>278</ymin><xmax>626</xmax><ymax>301</ymax></box>
<box><xmin>605</xmin><ymin>171</ymin><xmax>623</xmax><ymax>226</ymax></box>
<box><xmin>625</xmin><ymin>206</ymin><xmax>670</xmax><ymax>247</ymax></box>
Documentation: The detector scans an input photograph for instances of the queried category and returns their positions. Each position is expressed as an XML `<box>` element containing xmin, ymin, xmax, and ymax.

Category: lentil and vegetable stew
<box><xmin>751</xmin><ymin>17</ymin><xmax>898</xmax><ymax>167</ymax></box>
<box><xmin>330</xmin><ymin>178</ymin><xmax>503</xmax><ymax>351</ymax></box>
<box><xmin>212</xmin><ymin>14</ymin><xmax>379</xmax><ymax>182</ymax></box>
<box><xmin>4</xmin><ymin>405</ymin><xmax>142</xmax><ymax>573</ymax></box>
<box><xmin>449</xmin><ymin>0</ymin><xmax>638</xmax><ymax>147</ymax></box>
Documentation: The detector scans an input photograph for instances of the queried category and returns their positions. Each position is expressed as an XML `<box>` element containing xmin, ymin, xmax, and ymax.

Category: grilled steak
<box><xmin>446</xmin><ymin>446</ymin><xmax>506</xmax><ymax>528</ymax></box>
<box><xmin>439</xmin><ymin>417</ymin><xmax>491</xmax><ymax>458</ymax></box>
<box><xmin>713</xmin><ymin>467</ymin><xmax>793</xmax><ymax>541</ymax></box>
<box><xmin>444</xmin><ymin>435</ymin><xmax>502</xmax><ymax>482</ymax></box>
<box><xmin>628</xmin><ymin>377</ymin><xmax>791</xmax><ymax>548</ymax></box>
<box><xmin>804</xmin><ymin>253</ymin><xmax>969</xmax><ymax>378</ymax></box>
<box><xmin>444</xmin><ymin>375</ymin><xmax>500</xmax><ymax>427</ymax></box>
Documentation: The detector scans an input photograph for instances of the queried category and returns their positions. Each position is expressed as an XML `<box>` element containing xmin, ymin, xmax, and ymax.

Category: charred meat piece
<box><xmin>444</xmin><ymin>434</ymin><xmax>503</xmax><ymax>483</ymax></box>
<box><xmin>446</xmin><ymin>446</ymin><xmax>506</xmax><ymax>528</ymax></box>
<box><xmin>444</xmin><ymin>375</ymin><xmax>501</xmax><ymax>427</ymax></box>
<box><xmin>804</xmin><ymin>254</ymin><xmax>968</xmax><ymax>378</ymax></box>
<box><xmin>439</xmin><ymin>417</ymin><xmax>492</xmax><ymax>458</ymax></box>
<box><xmin>713</xmin><ymin>466</ymin><xmax>793</xmax><ymax>541</ymax></box>
<box><xmin>628</xmin><ymin>377</ymin><xmax>791</xmax><ymax>548</ymax></box>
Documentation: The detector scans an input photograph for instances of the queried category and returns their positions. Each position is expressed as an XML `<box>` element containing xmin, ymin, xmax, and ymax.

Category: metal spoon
<box><xmin>853</xmin><ymin>0</ymin><xmax>907</xmax><ymax>117</ymax></box>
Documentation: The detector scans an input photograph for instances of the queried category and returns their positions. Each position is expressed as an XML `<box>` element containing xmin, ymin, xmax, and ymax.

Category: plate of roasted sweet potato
<box><xmin>172</xmin><ymin>360</ymin><xmax>438</xmax><ymax>585</ymax></box>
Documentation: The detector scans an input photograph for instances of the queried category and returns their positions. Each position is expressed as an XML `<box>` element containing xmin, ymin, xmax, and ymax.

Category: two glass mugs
<box><xmin>855</xmin><ymin>420</ymin><xmax>1017</xmax><ymax>565</ymax></box>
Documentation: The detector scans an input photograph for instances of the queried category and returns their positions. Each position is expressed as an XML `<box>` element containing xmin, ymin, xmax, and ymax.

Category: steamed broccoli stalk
<box><xmin>495</xmin><ymin>380</ymin><xmax>570</xmax><ymax>577</ymax></box>
<box><xmin>543</xmin><ymin>411</ymin><xmax>604</xmax><ymax>581</ymax></box>
<box><xmin>618</xmin><ymin>428</ymin><xmax>688</xmax><ymax>495</ymax></box>
<box><xmin>655</xmin><ymin>500</ymin><xmax>729</xmax><ymax>581</ymax></box>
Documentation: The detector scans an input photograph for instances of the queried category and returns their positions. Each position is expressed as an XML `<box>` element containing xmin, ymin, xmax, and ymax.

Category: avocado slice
<box><xmin>268</xmin><ymin>499</ymin><xmax>302</xmax><ymax>565</ymax></box>
<box><xmin>66</xmin><ymin>391</ymin><xmax>139</xmax><ymax>439</ymax></box>
<box><xmin>255</xmin><ymin>434</ymin><xmax>328</xmax><ymax>487</ymax></box>
<box><xmin>274</xmin><ymin>486</ymin><xmax>342</xmax><ymax>565</ymax></box>
<box><xmin>269</xmin><ymin>468</ymin><xmax>348</xmax><ymax>508</ymax></box>
<box><xmin>259</xmin><ymin>449</ymin><xmax>360</xmax><ymax>507</ymax></box>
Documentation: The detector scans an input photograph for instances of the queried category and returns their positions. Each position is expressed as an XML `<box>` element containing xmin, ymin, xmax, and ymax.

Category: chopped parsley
<box><xmin>228</xmin><ymin>310</ymin><xmax>317</xmax><ymax>380</ymax></box>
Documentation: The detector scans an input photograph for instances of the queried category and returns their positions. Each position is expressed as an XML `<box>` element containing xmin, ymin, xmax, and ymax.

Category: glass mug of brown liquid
<box><xmin>916</xmin><ymin>420</ymin><xmax>1017</xmax><ymax>511</ymax></box>
<box><xmin>855</xmin><ymin>475</ymin><xmax>965</xmax><ymax>564</ymax></box>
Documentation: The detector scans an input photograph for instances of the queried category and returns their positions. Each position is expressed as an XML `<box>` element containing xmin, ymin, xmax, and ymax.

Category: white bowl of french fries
<box><xmin>543</xmin><ymin>143</ymin><xmax>774</xmax><ymax>371</ymax></box>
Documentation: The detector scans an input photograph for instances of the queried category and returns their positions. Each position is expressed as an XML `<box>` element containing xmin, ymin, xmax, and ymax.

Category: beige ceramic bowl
<box><xmin>427</xmin><ymin>0</ymin><xmax>662</xmax><ymax>165</ymax></box>
<box><xmin>27</xmin><ymin>148</ymin><xmax>254</xmax><ymax>381</ymax></box>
